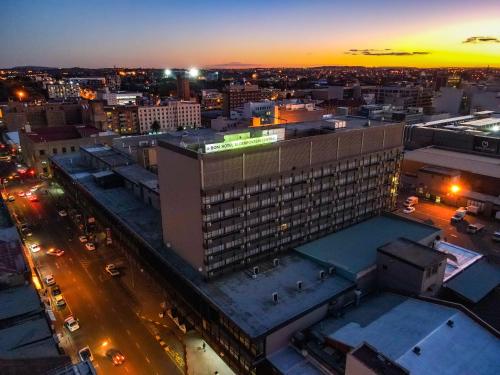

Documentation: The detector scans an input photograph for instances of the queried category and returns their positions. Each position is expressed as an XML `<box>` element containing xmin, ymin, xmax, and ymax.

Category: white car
<box><xmin>25</xmin><ymin>191</ymin><xmax>32</xmax><ymax>197</ymax></box>
<box><xmin>105</xmin><ymin>264</ymin><xmax>120</xmax><ymax>276</ymax></box>
<box><xmin>29</xmin><ymin>243</ymin><xmax>41</xmax><ymax>253</ymax></box>
<box><xmin>44</xmin><ymin>274</ymin><xmax>56</xmax><ymax>286</ymax></box>
<box><xmin>58</xmin><ymin>210</ymin><xmax>68</xmax><ymax>217</ymax></box>
<box><xmin>403</xmin><ymin>206</ymin><xmax>416</xmax><ymax>214</ymax></box>
<box><xmin>85</xmin><ymin>242</ymin><xmax>95</xmax><ymax>251</ymax></box>
<box><xmin>64</xmin><ymin>316</ymin><xmax>80</xmax><ymax>332</ymax></box>
<box><xmin>78</xmin><ymin>235</ymin><xmax>88</xmax><ymax>243</ymax></box>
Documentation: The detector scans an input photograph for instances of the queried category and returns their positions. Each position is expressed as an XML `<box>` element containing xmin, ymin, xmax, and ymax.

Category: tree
<box><xmin>150</xmin><ymin>120</ymin><xmax>160</xmax><ymax>133</ymax></box>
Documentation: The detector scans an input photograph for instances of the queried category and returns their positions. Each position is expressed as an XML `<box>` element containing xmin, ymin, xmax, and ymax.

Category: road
<box><xmin>395</xmin><ymin>197</ymin><xmax>500</xmax><ymax>263</ymax></box>
<box><xmin>2</xmin><ymin>162</ymin><xmax>181</xmax><ymax>374</ymax></box>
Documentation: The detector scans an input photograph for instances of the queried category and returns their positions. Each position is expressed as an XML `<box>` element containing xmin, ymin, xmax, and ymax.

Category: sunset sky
<box><xmin>2</xmin><ymin>0</ymin><xmax>499</xmax><ymax>68</ymax></box>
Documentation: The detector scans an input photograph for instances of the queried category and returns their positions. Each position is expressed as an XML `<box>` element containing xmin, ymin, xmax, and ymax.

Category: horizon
<box><xmin>2</xmin><ymin>0</ymin><xmax>499</xmax><ymax>69</ymax></box>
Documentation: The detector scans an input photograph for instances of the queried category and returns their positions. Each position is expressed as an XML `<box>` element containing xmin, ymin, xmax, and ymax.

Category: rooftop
<box><xmin>418</xmin><ymin>165</ymin><xmax>461</xmax><ymax>177</ymax></box>
<box><xmin>113</xmin><ymin>164</ymin><xmax>158</xmax><ymax>192</ymax></box>
<box><xmin>461</xmin><ymin>117</ymin><xmax>500</xmax><ymax>128</ymax></box>
<box><xmin>378</xmin><ymin>238</ymin><xmax>446</xmax><ymax>270</ymax></box>
<box><xmin>313</xmin><ymin>293</ymin><xmax>500</xmax><ymax>375</ymax></box>
<box><xmin>268</xmin><ymin>347</ymin><xmax>323</xmax><ymax>375</ymax></box>
<box><xmin>435</xmin><ymin>241</ymin><xmax>483</xmax><ymax>281</ymax></box>
<box><xmin>295</xmin><ymin>215</ymin><xmax>440</xmax><ymax>281</ymax></box>
<box><xmin>444</xmin><ymin>258</ymin><xmax>500</xmax><ymax>303</ymax></box>
<box><xmin>349</xmin><ymin>343</ymin><xmax>409</xmax><ymax>375</ymax></box>
<box><xmin>0</xmin><ymin>285</ymin><xmax>41</xmax><ymax>321</ymax></box>
<box><xmin>80</xmin><ymin>144</ymin><xmax>132</xmax><ymax>168</ymax></box>
<box><xmin>24</xmin><ymin>125</ymin><xmax>100</xmax><ymax>143</ymax></box>
<box><xmin>404</xmin><ymin>147</ymin><xmax>500</xmax><ymax>179</ymax></box>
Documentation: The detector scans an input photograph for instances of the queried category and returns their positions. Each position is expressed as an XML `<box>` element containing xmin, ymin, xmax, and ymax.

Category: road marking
<box><xmin>451</xmin><ymin>234</ymin><xmax>458</xmax><ymax>238</ymax></box>
<box><xmin>145</xmin><ymin>356</ymin><xmax>150</xmax><ymax>364</ymax></box>
<box><xmin>124</xmin><ymin>366</ymin><xmax>130</xmax><ymax>373</ymax></box>
<box><xmin>55</xmin><ymin>262</ymin><xmax>60</xmax><ymax>269</ymax></box>
<box><xmin>135</xmin><ymin>342</ymin><xmax>141</xmax><ymax>349</ymax></box>
<box><xmin>126</xmin><ymin>329</ymin><xmax>131</xmax><ymax>336</ymax></box>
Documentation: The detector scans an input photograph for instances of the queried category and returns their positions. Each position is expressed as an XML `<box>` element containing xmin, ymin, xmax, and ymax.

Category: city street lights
<box><xmin>450</xmin><ymin>184</ymin><xmax>461</xmax><ymax>194</ymax></box>
<box><xmin>16</xmin><ymin>90</ymin><xmax>25</xmax><ymax>101</ymax></box>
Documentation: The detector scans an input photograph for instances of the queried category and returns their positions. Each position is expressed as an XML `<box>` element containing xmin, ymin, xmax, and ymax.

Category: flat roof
<box><xmin>113</xmin><ymin>164</ymin><xmax>158</xmax><ymax>192</ymax></box>
<box><xmin>204</xmin><ymin>253</ymin><xmax>354</xmax><ymax>338</ymax></box>
<box><xmin>445</xmin><ymin>258</ymin><xmax>500</xmax><ymax>303</ymax></box>
<box><xmin>419</xmin><ymin>165</ymin><xmax>461</xmax><ymax>177</ymax></box>
<box><xmin>435</xmin><ymin>241</ymin><xmax>483</xmax><ymax>281</ymax></box>
<box><xmin>25</xmin><ymin>125</ymin><xmax>99</xmax><ymax>142</ymax></box>
<box><xmin>461</xmin><ymin>118</ymin><xmax>500</xmax><ymax>127</ymax></box>
<box><xmin>404</xmin><ymin>147</ymin><xmax>500</xmax><ymax>179</ymax></box>
<box><xmin>81</xmin><ymin>144</ymin><xmax>132</xmax><ymax>168</ymax></box>
<box><xmin>268</xmin><ymin>347</ymin><xmax>323</xmax><ymax>375</ymax></box>
<box><xmin>295</xmin><ymin>215</ymin><xmax>440</xmax><ymax>281</ymax></box>
<box><xmin>415</xmin><ymin>115</ymin><xmax>474</xmax><ymax>127</ymax></box>
<box><xmin>0</xmin><ymin>285</ymin><xmax>41</xmax><ymax>321</ymax></box>
<box><xmin>314</xmin><ymin>293</ymin><xmax>500</xmax><ymax>375</ymax></box>
<box><xmin>378</xmin><ymin>238</ymin><xmax>446</xmax><ymax>269</ymax></box>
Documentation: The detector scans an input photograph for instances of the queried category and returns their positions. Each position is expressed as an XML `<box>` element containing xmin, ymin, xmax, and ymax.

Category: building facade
<box><xmin>138</xmin><ymin>102</ymin><xmax>201</xmax><ymax>133</ymax></box>
<box><xmin>223</xmin><ymin>84</ymin><xmax>262</xmax><ymax>117</ymax></box>
<box><xmin>176</xmin><ymin>75</ymin><xmax>191</xmax><ymax>101</ymax></box>
<box><xmin>104</xmin><ymin>105</ymin><xmax>140</xmax><ymax>134</ymax></box>
<box><xmin>157</xmin><ymin>119</ymin><xmax>404</xmax><ymax>278</ymax></box>
<box><xmin>47</xmin><ymin>83</ymin><xmax>81</xmax><ymax>100</ymax></box>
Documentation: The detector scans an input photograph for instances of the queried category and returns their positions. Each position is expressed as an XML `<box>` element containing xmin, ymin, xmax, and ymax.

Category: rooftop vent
<box><xmin>272</xmin><ymin>292</ymin><xmax>279</xmax><ymax>304</ymax></box>
<box><xmin>253</xmin><ymin>266</ymin><xmax>259</xmax><ymax>275</ymax></box>
<box><xmin>273</xmin><ymin>258</ymin><xmax>280</xmax><ymax>267</ymax></box>
<box><xmin>318</xmin><ymin>270</ymin><xmax>326</xmax><ymax>281</ymax></box>
<box><xmin>297</xmin><ymin>281</ymin><xmax>303</xmax><ymax>291</ymax></box>
<box><xmin>413</xmin><ymin>346</ymin><xmax>421</xmax><ymax>355</ymax></box>
<box><xmin>328</xmin><ymin>266</ymin><xmax>335</xmax><ymax>275</ymax></box>
<box><xmin>447</xmin><ymin>319</ymin><xmax>454</xmax><ymax>328</ymax></box>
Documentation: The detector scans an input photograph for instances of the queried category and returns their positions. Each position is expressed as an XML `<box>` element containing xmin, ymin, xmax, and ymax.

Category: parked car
<box><xmin>51</xmin><ymin>285</ymin><xmax>61</xmax><ymax>296</ymax></box>
<box><xmin>105</xmin><ymin>264</ymin><xmax>120</xmax><ymax>276</ymax></box>
<box><xmin>29</xmin><ymin>243</ymin><xmax>41</xmax><ymax>253</ymax></box>
<box><xmin>85</xmin><ymin>242</ymin><xmax>95</xmax><ymax>251</ymax></box>
<box><xmin>78</xmin><ymin>346</ymin><xmax>94</xmax><ymax>362</ymax></box>
<box><xmin>7</xmin><ymin>195</ymin><xmax>15</xmax><ymax>202</ymax></box>
<box><xmin>58</xmin><ymin>210</ymin><xmax>68</xmax><ymax>217</ymax></box>
<box><xmin>54</xmin><ymin>294</ymin><xmax>66</xmax><ymax>308</ymax></box>
<box><xmin>78</xmin><ymin>235</ymin><xmax>88</xmax><ymax>243</ymax></box>
<box><xmin>44</xmin><ymin>274</ymin><xmax>56</xmax><ymax>286</ymax></box>
<box><xmin>64</xmin><ymin>316</ymin><xmax>80</xmax><ymax>332</ymax></box>
<box><xmin>106</xmin><ymin>349</ymin><xmax>125</xmax><ymax>365</ymax></box>
<box><xmin>451</xmin><ymin>207</ymin><xmax>467</xmax><ymax>223</ymax></box>
<box><xmin>46</xmin><ymin>248</ymin><xmax>65</xmax><ymax>257</ymax></box>
<box><xmin>404</xmin><ymin>196</ymin><xmax>419</xmax><ymax>207</ymax></box>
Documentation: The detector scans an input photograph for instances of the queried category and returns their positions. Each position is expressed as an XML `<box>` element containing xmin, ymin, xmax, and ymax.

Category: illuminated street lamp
<box><xmin>164</xmin><ymin>69</ymin><xmax>172</xmax><ymax>77</ymax></box>
<box><xmin>450</xmin><ymin>184</ymin><xmax>461</xmax><ymax>194</ymax></box>
<box><xmin>16</xmin><ymin>90</ymin><xmax>25</xmax><ymax>101</ymax></box>
<box><xmin>188</xmin><ymin>68</ymin><xmax>199</xmax><ymax>78</ymax></box>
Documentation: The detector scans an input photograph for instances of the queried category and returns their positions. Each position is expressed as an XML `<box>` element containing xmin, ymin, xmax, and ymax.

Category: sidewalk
<box><xmin>185</xmin><ymin>332</ymin><xmax>235</xmax><ymax>375</ymax></box>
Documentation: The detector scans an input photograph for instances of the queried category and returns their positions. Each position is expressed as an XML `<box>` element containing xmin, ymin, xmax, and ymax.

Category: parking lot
<box><xmin>395</xmin><ymin>197</ymin><xmax>500</xmax><ymax>264</ymax></box>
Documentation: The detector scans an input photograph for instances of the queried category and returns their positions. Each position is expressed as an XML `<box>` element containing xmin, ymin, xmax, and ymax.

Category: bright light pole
<box><xmin>188</xmin><ymin>68</ymin><xmax>199</xmax><ymax>78</ymax></box>
<box><xmin>164</xmin><ymin>69</ymin><xmax>172</xmax><ymax>78</ymax></box>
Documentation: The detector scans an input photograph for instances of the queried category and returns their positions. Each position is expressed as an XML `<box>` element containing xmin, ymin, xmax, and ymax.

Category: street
<box><xmin>2</xmin><ymin>161</ymin><xmax>181</xmax><ymax>374</ymax></box>
<box><xmin>395</xmin><ymin>196</ymin><xmax>500</xmax><ymax>263</ymax></box>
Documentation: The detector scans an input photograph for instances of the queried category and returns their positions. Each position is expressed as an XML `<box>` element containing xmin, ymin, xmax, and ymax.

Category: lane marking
<box><xmin>55</xmin><ymin>262</ymin><xmax>60</xmax><ymax>269</ymax></box>
<box><xmin>124</xmin><ymin>366</ymin><xmax>130</xmax><ymax>373</ymax></box>
<box><xmin>126</xmin><ymin>329</ymin><xmax>131</xmax><ymax>336</ymax></box>
<box><xmin>145</xmin><ymin>356</ymin><xmax>150</xmax><ymax>364</ymax></box>
<box><xmin>135</xmin><ymin>342</ymin><xmax>141</xmax><ymax>349</ymax></box>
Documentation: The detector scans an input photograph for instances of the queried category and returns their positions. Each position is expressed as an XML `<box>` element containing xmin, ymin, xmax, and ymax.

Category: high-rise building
<box><xmin>222</xmin><ymin>84</ymin><xmax>262</xmax><ymax>117</ymax></box>
<box><xmin>47</xmin><ymin>83</ymin><xmax>81</xmax><ymax>100</ymax></box>
<box><xmin>177</xmin><ymin>74</ymin><xmax>191</xmax><ymax>101</ymax></box>
<box><xmin>104</xmin><ymin>105</ymin><xmax>140</xmax><ymax>134</ymax></box>
<box><xmin>157</xmin><ymin>118</ymin><xmax>404</xmax><ymax>278</ymax></box>
<box><xmin>138</xmin><ymin>101</ymin><xmax>201</xmax><ymax>133</ymax></box>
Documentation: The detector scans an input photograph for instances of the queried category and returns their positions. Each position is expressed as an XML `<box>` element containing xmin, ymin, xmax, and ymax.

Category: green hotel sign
<box><xmin>205</xmin><ymin>134</ymin><xmax>278</xmax><ymax>153</ymax></box>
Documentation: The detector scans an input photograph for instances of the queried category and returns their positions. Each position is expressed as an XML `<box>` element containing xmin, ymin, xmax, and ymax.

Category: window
<box><xmin>62</xmin><ymin>147</ymin><xmax>67</xmax><ymax>153</ymax></box>
<box><xmin>71</xmin><ymin>146</ymin><xmax>76</xmax><ymax>152</ymax></box>
<box><xmin>52</xmin><ymin>148</ymin><xmax>58</xmax><ymax>154</ymax></box>
<box><xmin>39</xmin><ymin>150</ymin><xmax>45</xmax><ymax>156</ymax></box>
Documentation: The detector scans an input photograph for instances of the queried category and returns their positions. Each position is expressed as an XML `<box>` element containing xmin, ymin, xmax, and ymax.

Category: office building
<box><xmin>47</xmin><ymin>82</ymin><xmax>81</xmax><ymax>100</ymax></box>
<box><xmin>177</xmin><ymin>74</ymin><xmax>191</xmax><ymax>101</ymax></box>
<box><xmin>201</xmin><ymin>89</ymin><xmax>223</xmax><ymax>110</ymax></box>
<box><xmin>138</xmin><ymin>101</ymin><xmax>201</xmax><ymax>133</ymax></box>
<box><xmin>157</xmin><ymin>117</ymin><xmax>404</xmax><ymax>278</ymax></box>
<box><xmin>104</xmin><ymin>105</ymin><xmax>140</xmax><ymax>134</ymax></box>
<box><xmin>243</xmin><ymin>100</ymin><xmax>278</xmax><ymax>125</ymax></box>
<box><xmin>97</xmin><ymin>87</ymin><xmax>143</xmax><ymax>106</ymax></box>
<box><xmin>20</xmin><ymin>125</ymin><xmax>117</xmax><ymax>176</ymax></box>
<box><xmin>223</xmin><ymin>84</ymin><xmax>262</xmax><ymax>117</ymax></box>
<box><xmin>276</xmin><ymin>100</ymin><xmax>326</xmax><ymax>124</ymax></box>
<box><xmin>66</xmin><ymin>77</ymin><xmax>106</xmax><ymax>89</ymax></box>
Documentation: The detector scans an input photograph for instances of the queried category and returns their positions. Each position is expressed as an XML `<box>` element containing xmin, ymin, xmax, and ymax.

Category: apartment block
<box><xmin>223</xmin><ymin>84</ymin><xmax>262</xmax><ymax>117</ymax></box>
<box><xmin>157</xmin><ymin>118</ymin><xmax>404</xmax><ymax>278</ymax></box>
<box><xmin>138</xmin><ymin>101</ymin><xmax>201</xmax><ymax>133</ymax></box>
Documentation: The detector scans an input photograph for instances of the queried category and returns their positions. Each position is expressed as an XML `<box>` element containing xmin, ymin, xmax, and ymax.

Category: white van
<box><xmin>404</xmin><ymin>196</ymin><xmax>419</xmax><ymax>207</ymax></box>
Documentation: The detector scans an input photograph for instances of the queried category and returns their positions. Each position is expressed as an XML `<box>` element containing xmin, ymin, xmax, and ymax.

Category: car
<box><xmin>17</xmin><ymin>191</ymin><xmax>25</xmax><ymax>197</ymax></box>
<box><xmin>28</xmin><ymin>195</ymin><xmax>38</xmax><ymax>202</ymax></box>
<box><xmin>78</xmin><ymin>346</ymin><xmax>94</xmax><ymax>362</ymax></box>
<box><xmin>46</xmin><ymin>248</ymin><xmax>65</xmax><ymax>257</ymax></box>
<box><xmin>106</xmin><ymin>349</ymin><xmax>125</xmax><ymax>366</ymax></box>
<box><xmin>403</xmin><ymin>206</ymin><xmax>416</xmax><ymax>214</ymax></box>
<box><xmin>25</xmin><ymin>191</ymin><xmax>32</xmax><ymax>197</ymax></box>
<box><xmin>492</xmin><ymin>231</ymin><xmax>500</xmax><ymax>242</ymax></box>
<box><xmin>78</xmin><ymin>235</ymin><xmax>88</xmax><ymax>243</ymax></box>
<box><xmin>21</xmin><ymin>227</ymin><xmax>33</xmax><ymax>237</ymax></box>
<box><xmin>58</xmin><ymin>210</ymin><xmax>68</xmax><ymax>217</ymax></box>
<box><xmin>44</xmin><ymin>274</ymin><xmax>56</xmax><ymax>286</ymax></box>
<box><xmin>54</xmin><ymin>294</ymin><xmax>66</xmax><ymax>308</ymax></box>
<box><xmin>51</xmin><ymin>285</ymin><xmax>61</xmax><ymax>296</ymax></box>
<box><xmin>29</xmin><ymin>243</ymin><xmax>41</xmax><ymax>253</ymax></box>
<box><xmin>30</xmin><ymin>186</ymin><xmax>38</xmax><ymax>192</ymax></box>
<box><xmin>64</xmin><ymin>316</ymin><xmax>80</xmax><ymax>332</ymax></box>
<box><xmin>85</xmin><ymin>242</ymin><xmax>95</xmax><ymax>251</ymax></box>
<box><xmin>7</xmin><ymin>195</ymin><xmax>15</xmax><ymax>202</ymax></box>
<box><xmin>105</xmin><ymin>264</ymin><xmax>120</xmax><ymax>276</ymax></box>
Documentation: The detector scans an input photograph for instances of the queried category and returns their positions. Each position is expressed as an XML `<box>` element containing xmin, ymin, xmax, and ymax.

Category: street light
<box><xmin>450</xmin><ymin>184</ymin><xmax>460</xmax><ymax>194</ymax></box>
<box><xmin>188</xmin><ymin>68</ymin><xmax>199</xmax><ymax>78</ymax></box>
<box><xmin>17</xmin><ymin>90</ymin><xmax>25</xmax><ymax>101</ymax></box>
<box><xmin>164</xmin><ymin>69</ymin><xmax>172</xmax><ymax>77</ymax></box>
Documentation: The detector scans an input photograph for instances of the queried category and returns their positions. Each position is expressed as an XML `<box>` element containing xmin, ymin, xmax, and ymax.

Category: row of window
<box><xmin>39</xmin><ymin>145</ymin><xmax>76</xmax><ymax>156</ymax></box>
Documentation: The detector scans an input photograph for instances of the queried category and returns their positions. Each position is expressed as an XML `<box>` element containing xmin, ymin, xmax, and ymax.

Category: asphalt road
<box><xmin>2</xmin><ymin>164</ymin><xmax>180</xmax><ymax>374</ymax></box>
<box><xmin>395</xmin><ymin>197</ymin><xmax>500</xmax><ymax>263</ymax></box>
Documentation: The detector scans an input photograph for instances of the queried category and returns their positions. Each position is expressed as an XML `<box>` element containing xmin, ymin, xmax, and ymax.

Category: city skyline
<box><xmin>2</xmin><ymin>0</ymin><xmax>499</xmax><ymax>69</ymax></box>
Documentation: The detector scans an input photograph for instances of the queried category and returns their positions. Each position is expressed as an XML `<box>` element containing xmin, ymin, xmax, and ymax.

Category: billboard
<box><xmin>204</xmin><ymin>134</ymin><xmax>278</xmax><ymax>153</ymax></box>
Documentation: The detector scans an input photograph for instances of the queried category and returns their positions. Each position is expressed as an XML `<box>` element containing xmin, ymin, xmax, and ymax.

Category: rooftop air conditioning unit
<box><xmin>319</xmin><ymin>270</ymin><xmax>325</xmax><ymax>280</ymax></box>
<box><xmin>273</xmin><ymin>258</ymin><xmax>280</xmax><ymax>267</ymax></box>
<box><xmin>328</xmin><ymin>266</ymin><xmax>335</xmax><ymax>275</ymax></box>
<box><xmin>272</xmin><ymin>292</ymin><xmax>279</xmax><ymax>304</ymax></box>
<box><xmin>253</xmin><ymin>266</ymin><xmax>259</xmax><ymax>275</ymax></box>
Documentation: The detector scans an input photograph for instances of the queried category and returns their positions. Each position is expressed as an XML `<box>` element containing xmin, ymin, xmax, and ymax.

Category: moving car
<box><xmin>47</xmin><ymin>248</ymin><xmax>65</xmax><ymax>257</ymax></box>
<box><xmin>44</xmin><ymin>274</ymin><xmax>56</xmax><ymax>286</ymax></box>
<box><xmin>85</xmin><ymin>242</ymin><xmax>95</xmax><ymax>251</ymax></box>
<box><xmin>30</xmin><ymin>186</ymin><xmax>38</xmax><ymax>193</ymax></box>
<box><xmin>105</xmin><ymin>264</ymin><xmax>120</xmax><ymax>276</ymax></box>
<box><xmin>78</xmin><ymin>346</ymin><xmax>94</xmax><ymax>362</ymax></box>
<box><xmin>25</xmin><ymin>191</ymin><xmax>32</xmax><ymax>197</ymax></box>
<box><xmin>29</xmin><ymin>243</ymin><xmax>41</xmax><ymax>253</ymax></box>
<box><xmin>54</xmin><ymin>294</ymin><xmax>66</xmax><ymax>308</ymax></box>
<box><xmin>17</xmin><ymin>191</ymin><xmax>25</xmax><ymax>197</ymax></box>
<box><xmin>21</xmin><ymin>226</ymin><xmax>33</xmax><ymax>237</ymax></box>
<box><xmin>51</xmin><ymin>285</ymin><xmax>61</xmax><ymax>296</ymax></box>
<box><xmin>64</xmin><ymin>316</ymin><xmax>80</xmax><ymax>332</ymax></box>
<box><xmin>403</xmin><ymin>206</ymin><xmax>416</xmax><ymax>214</ymax></box>
<box><xmin>451</xmin><ymin>207</ymin><xmax>467</xmax><ymax>223</ymax></box>
<box><xmin>78</xmin><ymin>235</ymin><xmax>88</xmax><ymax>243</ymax></box>
<box><xmin>58</xmin><ymin>210</ymin><xmax>68</xmax><ymax>217</ymax></box>
<box><xmin>7</xmin><ymin>195</ymin><xmax>15</xmax><ymax>202</ymax></box>
<box><xmin>28</xmin><ymin>195</ymin><xmax>38</xmax><ymax>202</ymax></box>
<box><xmin>106</xmin><ymin>349</ymin><xmax>125</xmax><ymax>365</ymax></box>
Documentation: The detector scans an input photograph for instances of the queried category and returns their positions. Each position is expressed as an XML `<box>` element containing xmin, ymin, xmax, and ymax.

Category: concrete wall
<box><xmin>157</xmin><ymin>146</ymin><xmax>205</xmax><ymax>273</ymax></box>
<box><xmin>265</xmin><ymin>304</ymin><xmax>328</xmax><ymax>356</ymax></box>
<box><xmin>346</xmin><ymin>352</ymin><xmax>378</xmax><ymax>375</ymax></box>
<box><xmin>377</xmin><ymin>252</ymin><xmax>425</xmax><ymax>294</ymax></box>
